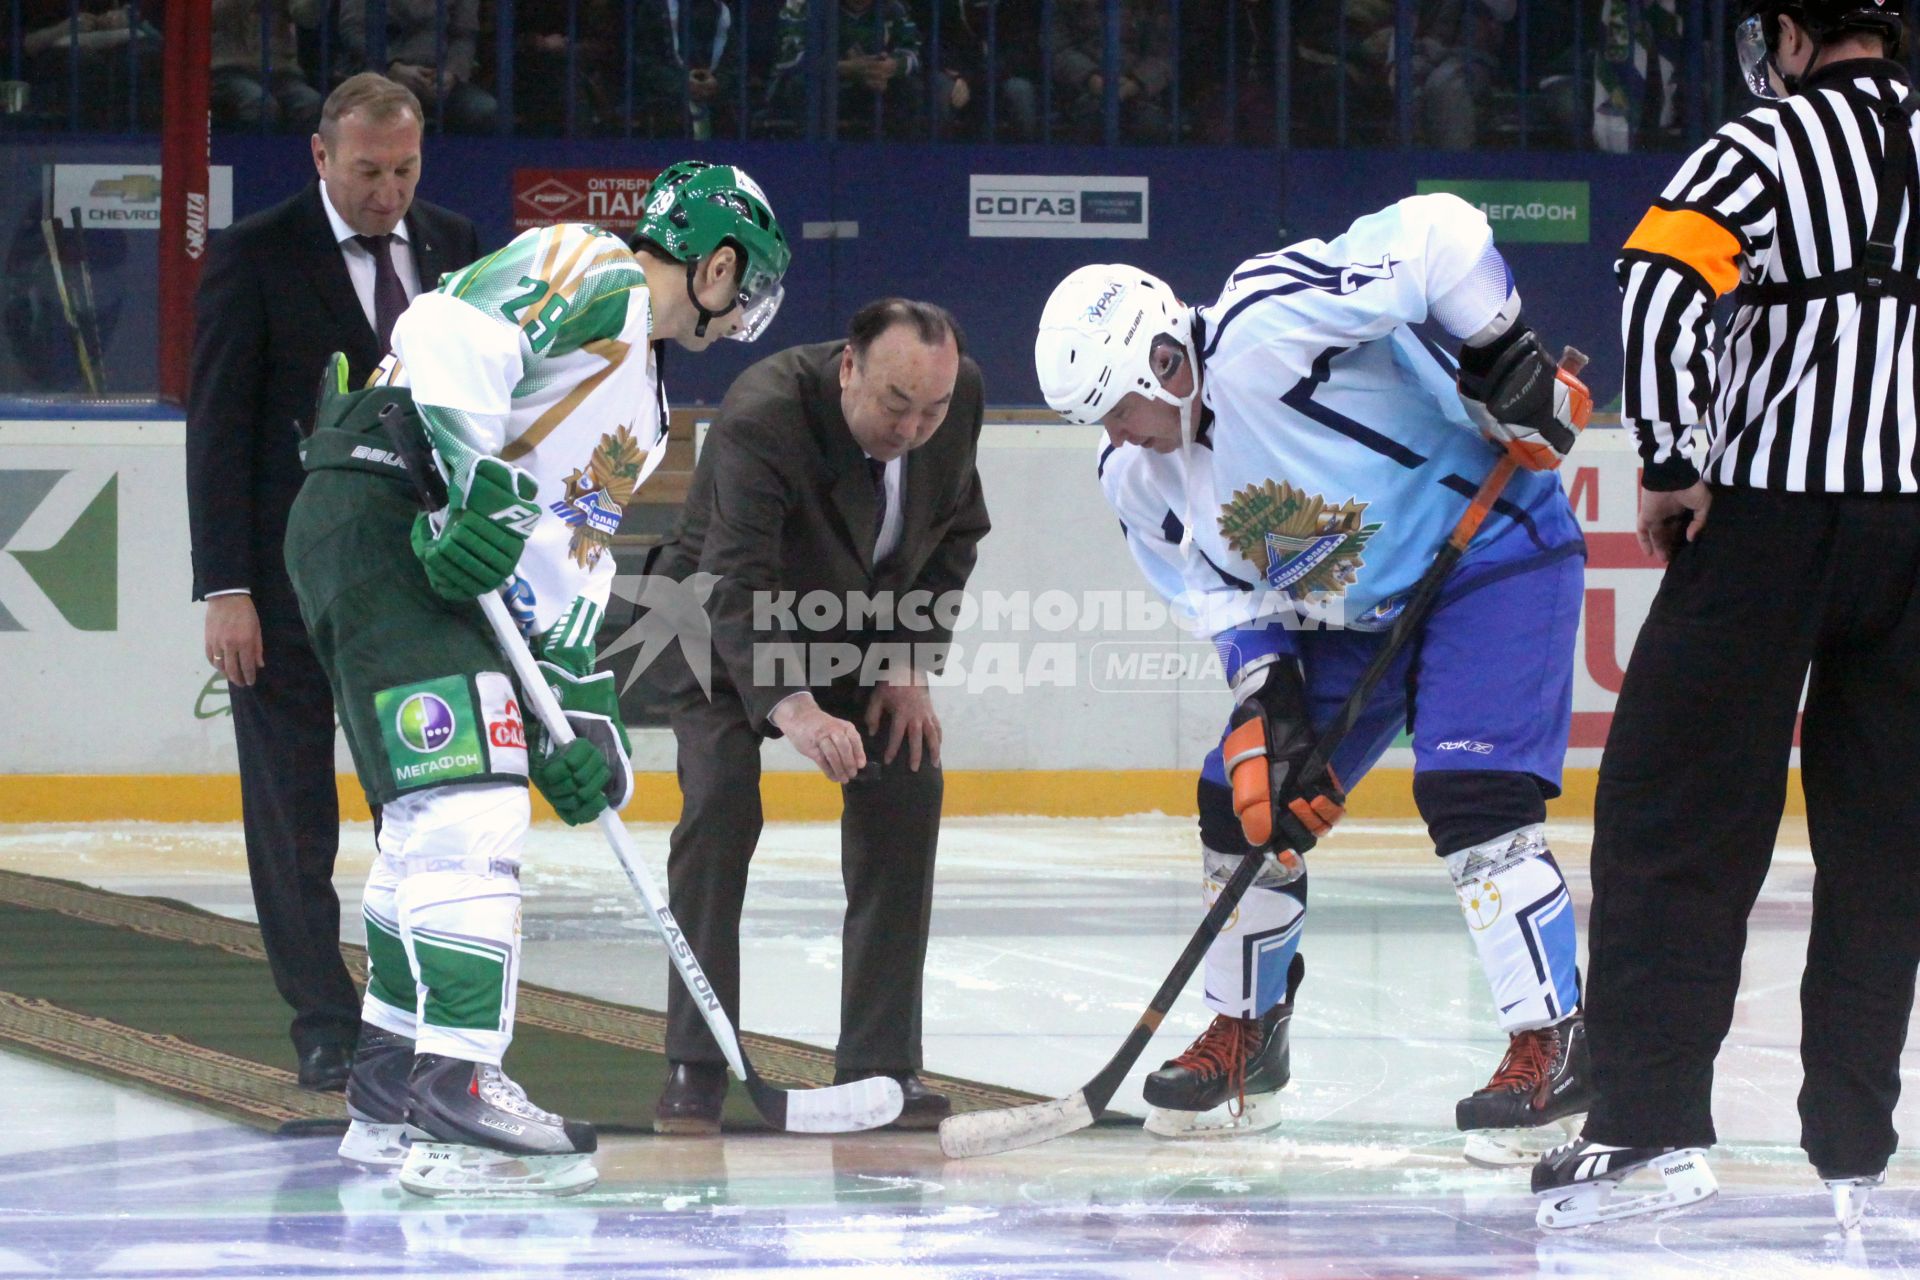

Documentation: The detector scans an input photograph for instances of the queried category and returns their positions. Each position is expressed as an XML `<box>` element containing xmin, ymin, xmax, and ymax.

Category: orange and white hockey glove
<box><xmin>1220</xmin><ymin>655</ymin><xmax>1345</xmax><ymax>878</ymax></box>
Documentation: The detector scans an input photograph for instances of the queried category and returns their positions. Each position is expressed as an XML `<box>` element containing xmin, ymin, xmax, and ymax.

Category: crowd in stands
<box><xmin>0</xmin><ymin>0</ymin><xmax>1837</xmax><ymax>149</ymax></box>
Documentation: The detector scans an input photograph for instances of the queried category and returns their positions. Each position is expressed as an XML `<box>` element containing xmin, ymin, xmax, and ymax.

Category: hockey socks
<box><xmin>1444</xmin><ymin>825</ymin><xmax>1580</xmax><ymax>1032</ymax></box>
<box><xmin>362</xmin><ymin>784</ymin><xmax>531</xmax><ymax>1063</ymax></box>
<box><xmin>1201</xmin><ymin>847</ymin><xmax>1306</xmax><ymax>1019</ymax></box>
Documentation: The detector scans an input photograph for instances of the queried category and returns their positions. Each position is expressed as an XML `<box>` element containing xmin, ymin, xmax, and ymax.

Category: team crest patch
<box><xmin>1217</xmin><ymin>480</ymin><xmax>1381</xmax><ymax>601</ymax></box>
<box><xmin>552</xmin><ymin>423</ymin><xmax>646</xmax><ymax>568</ymax></box>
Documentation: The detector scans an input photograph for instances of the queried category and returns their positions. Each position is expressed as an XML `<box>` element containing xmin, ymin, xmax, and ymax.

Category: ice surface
<box><xmin>0</xmin><ymin>816</ymin><xmax>1910</xmax><ymax>1277</ymax></box>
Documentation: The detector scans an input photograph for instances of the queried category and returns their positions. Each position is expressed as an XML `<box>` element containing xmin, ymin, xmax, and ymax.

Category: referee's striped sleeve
<box><xmin>1617</xmin><ymin>126</ymin><xmax>1780</xmax><ymax>489</ymax></box>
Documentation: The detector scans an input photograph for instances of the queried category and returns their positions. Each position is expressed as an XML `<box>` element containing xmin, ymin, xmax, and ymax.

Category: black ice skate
<box><xmin>1457</xmin><ymin>1013</ymin><xmax>1594</xmax><ymax>1167</ymax></box>
<box><xmin>1533</xmin><ymin>1138</ymin><xmax>1716</xmax><ymax>1228</ymax></box>
<box><xmin>1143</xmin><ymin>954</ymin><xmax>1302</xmax><ymax>1139</ymax></box>
<box><xmin>399</xmin><ymin>1053</ymin><xmax>599</xmax><ymax>1197</ymax></box>
<box><xmin>337</xmin><ymin>1026</ymin><xmax>415</xmax><ymax>1168</ymax></box>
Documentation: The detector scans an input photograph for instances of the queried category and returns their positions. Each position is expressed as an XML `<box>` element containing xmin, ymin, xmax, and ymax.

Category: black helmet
<box><xmin>1737</xmin><ymin>1</ymin><xmax>1906</xmax><ymax>98</ymax></box>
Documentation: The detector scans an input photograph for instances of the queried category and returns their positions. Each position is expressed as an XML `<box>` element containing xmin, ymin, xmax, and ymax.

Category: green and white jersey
<box><xmin>376</xmin><ymin>221</ymin><xmax>666</xmax><ymax>639</ymax></box>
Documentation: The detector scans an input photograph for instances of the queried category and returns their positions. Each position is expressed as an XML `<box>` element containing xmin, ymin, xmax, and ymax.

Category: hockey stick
<box><xmin>375</xmin><ymin>403</ymin><xmax>904</xmax><ymax>1134</ymax></box>
<box><xmin>939</xmin><ymin>350</ymin><xmax>1587</xmax><ymax>1159</ymax></box>
<box><xmin>68</xmin><ymin>207</ymin><xmax>107</xmax><ymax>386</ymax></box>
<box><xmin>40</xmin><ymin>216</ymin><xmax>101</xmax><ymax>395</ymax></box>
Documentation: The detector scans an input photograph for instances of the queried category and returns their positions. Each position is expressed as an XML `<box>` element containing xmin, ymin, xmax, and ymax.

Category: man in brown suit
<box><xmin>649</xmin><ymin>299</ymin><xmax>989</xmax><ymax>1132</ymax></box>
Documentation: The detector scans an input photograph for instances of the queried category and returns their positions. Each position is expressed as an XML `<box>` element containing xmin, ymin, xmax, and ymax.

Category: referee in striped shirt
<box><xmin>1534</xmin><ymin>0</ymin><xmax>1920</xmax><ymax>1228</ymax></box>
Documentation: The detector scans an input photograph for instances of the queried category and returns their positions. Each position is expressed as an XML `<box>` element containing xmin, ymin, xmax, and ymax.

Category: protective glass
<box><xmin>1736</xmin><ymin>14</ymin><xmax>1783</xmax><ymax>99</ymax></box>
<box><xmin>728</xmin><ymin>269</ymin><xmax>785</xmax><ymax>343</ymax></box>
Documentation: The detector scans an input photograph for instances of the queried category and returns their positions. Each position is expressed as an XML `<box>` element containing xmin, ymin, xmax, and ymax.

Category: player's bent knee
<box><xmin>1415</xmin><ymin>769</ymin><xmax>1548</xmax><ymax>857</ymax></box>
<box><xmin>1201</xmin><ymin>778</ymin><xmax>1307</xmax><ymax>897</ymax></box>
<box><xmin>1198</xmin><ymin>777</ymin><xmax>1254</xmax><ymax>859</ymax></box>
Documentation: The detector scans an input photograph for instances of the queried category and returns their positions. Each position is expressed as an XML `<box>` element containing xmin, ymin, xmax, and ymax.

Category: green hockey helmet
<box><xmin>634</xmin><ymin>160</ymin><xmax>791</xmax><ymax>342</ymax></box>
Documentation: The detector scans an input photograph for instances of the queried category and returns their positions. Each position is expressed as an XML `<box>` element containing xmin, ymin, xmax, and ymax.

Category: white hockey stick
<box><xmin>484</xmin><ymin>588</ymin><xmax>901</xmax><ymax>1134</ymax></box>
<box><xmin>379</xmin><ymin>403</ymin><xmax>902</xmax><ymax>1134</ymax></box>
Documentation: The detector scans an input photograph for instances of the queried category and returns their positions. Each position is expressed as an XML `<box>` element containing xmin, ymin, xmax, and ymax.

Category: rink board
<box><xmin>0</xmin><ymin>419</ymin><xmax>1743</xmax><ymax>819</ymax></box>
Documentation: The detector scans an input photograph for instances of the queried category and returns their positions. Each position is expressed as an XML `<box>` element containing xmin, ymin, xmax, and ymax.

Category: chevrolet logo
<box><xmin>90</xmin><ymin>175</ymin><xmax>162</xmax><ymax>203</ymax></box>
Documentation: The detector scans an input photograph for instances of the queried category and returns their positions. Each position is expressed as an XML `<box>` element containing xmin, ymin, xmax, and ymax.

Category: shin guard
<box><xmin>1202</xmin><ymin>846</ymin><xmax>1307</xmax><ymax>1019</ymax></box>
<box><xmin>1444</xmin><ymin>824</ymin><xmax>1579</xmax><ymax>1032</ymax></box>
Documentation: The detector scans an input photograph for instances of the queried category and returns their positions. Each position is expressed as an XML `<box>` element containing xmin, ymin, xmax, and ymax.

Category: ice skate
<box><xmin>1143</xmin><ymin>955</ymin><xmax>1300</xmax><ymax>1139</ymax></box>
<box><xmin>337</xmin><ymin>1027</ymin><xmax>415</xmax><ymax>1168</ymax></box>
<box><xmin>1458</xmin><ymin>1014</ymin><xmax>1592</xmax><ymax>1168</ymax></box>
<box><xmin>398</xmin><ymin>1053</ymin><xmax>598</xmax><ymax>1198</ymax></box>
<box><xmin>1824</xmin><ymin>1171</ymin><xmax>1884</xmax><ymax>1233</ymax></box>
<box><xmin>1532</xmin><ymin>1139</ymin><xmax>1717</xmax><ymax>1228</ymax></box>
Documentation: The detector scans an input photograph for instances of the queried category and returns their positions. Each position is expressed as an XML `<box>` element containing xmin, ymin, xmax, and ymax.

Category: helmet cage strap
<box><xmin>685</xmin><ymin>252</ymin><xmax>743</xmax><ymax>340</ymax></box>
<box><xmin>1141</xmin><ymin>326</ymin><xmax>1202</xmax><ymax>445</ymax></box>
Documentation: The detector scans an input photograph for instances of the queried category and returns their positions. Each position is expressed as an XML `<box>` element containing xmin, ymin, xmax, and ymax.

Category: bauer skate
<box><xmin>1532</xmin><ymin>1139</ymin><xmax>1717</xmax><ymax>1228</ymax></box>
<box><xmin>1143</xmin><ymin>954</ymin><xmax>1301</xmax><ymax>1139</ymax></box>
<box><xmin>338</xmin><ymin>1027</ymin><xmax>415</xmax><ymax>1168</ymax></box>
<box><xmin>1824</xmin><ymin>1171</ymin><xmax>1885</xmax><ymax>1233</ymax></box>
<box><xmin>399</xmin><ymin>1053</ymin><xmax>598</xmax><ymax>1198</ymax></box>
<box><xmin>1457</xmin><ymin>1014</ymin><xmax>1592</xmax><ymax>1168</ymax></box>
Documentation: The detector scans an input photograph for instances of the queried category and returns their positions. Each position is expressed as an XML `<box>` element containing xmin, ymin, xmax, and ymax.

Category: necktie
<box><xmin>866</xmin><ymin>457</ymin><xmax>888</xmax><ymax>552</ymax></box>
<box><xmin>353</xmin><ymin>233</ymin><xmax>409</xmax><ymax>355</ymax></box>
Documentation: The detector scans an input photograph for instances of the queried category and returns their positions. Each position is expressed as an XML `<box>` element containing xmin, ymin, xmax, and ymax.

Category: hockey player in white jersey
<box><xmin>1044</xmin><ymin>192</ymin><xmax>1594</xmax><ymax>1160</ymax></box>
<box><xmin>284</xmin><ymin>160</ymin><xmax>789</xmax><ymax>1195</ymax></box>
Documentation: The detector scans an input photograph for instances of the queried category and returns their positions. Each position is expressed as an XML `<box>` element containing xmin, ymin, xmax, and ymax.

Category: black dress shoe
<box><xmin>297</xmin><ymin>1043</ymin><xmax>352</xmax><ymax>1092</ymax></box>
<box><xmin>654</xmin><ymin>1061</ymin><xmax>728</xmax><ymax>1134</ymax></box>
<box><xmin>834</xmin><ymin>1070</ymin><xmax>952</xmax><ymax>1131</ymax></box>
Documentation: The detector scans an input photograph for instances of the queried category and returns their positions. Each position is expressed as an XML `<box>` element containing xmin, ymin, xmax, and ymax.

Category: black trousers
<box><xmin>229</xmin><ymin>601</ymin><xmax>362</xmax><ymax>1058</ymax></box>
<box><xmin>1584</xmin><ymin>487</ymin><xmax>1920</xmax><ymax>1175</ymax></box>
<box><xmin>663</xmin><ymin>678</ymin><xmax>943</xmax><ymax>1073</ymax></box>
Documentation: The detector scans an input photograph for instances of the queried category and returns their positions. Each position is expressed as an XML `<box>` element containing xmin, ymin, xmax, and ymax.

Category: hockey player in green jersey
<box><xmin>285</xmin><ymin>160</ymin><xmax>790</xmax><ymax>1197</ymax></box>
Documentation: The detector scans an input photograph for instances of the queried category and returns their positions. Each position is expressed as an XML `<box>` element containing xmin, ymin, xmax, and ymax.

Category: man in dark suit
<box><xmin>186</xmin><ymin>72</ymin><xmax>480</xmax><ymax>1090</ymax></box>
<box><xmin>649</xmin><ymin>299</ymin><xmax>990</xmax><ymax>1132</ymax></box>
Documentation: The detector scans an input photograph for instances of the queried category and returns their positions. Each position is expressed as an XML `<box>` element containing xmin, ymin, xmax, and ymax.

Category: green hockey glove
<box><xmin>527</xmin><ymin>659</ymin><xmax>634</xmax><ymax>824</ymax></box>
<box><xmin>531</xmin><ymin>738</ymin><xmax>615</xmax><ymax>826</ymax></box>
<box><xmin>409</xmin><ymin>456</ymin><xmax>542</xmax><ymax>601</ymax></box>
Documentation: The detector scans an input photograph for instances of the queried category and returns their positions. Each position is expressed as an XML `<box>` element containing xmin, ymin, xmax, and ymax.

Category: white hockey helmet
<box><xmin>1035</xmin><ymin>263</ymin><xmax>1196</xmax><ymax>426</ymax></box>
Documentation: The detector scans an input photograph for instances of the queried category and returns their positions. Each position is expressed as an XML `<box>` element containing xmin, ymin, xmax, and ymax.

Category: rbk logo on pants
<box><xmin>0</xmin><ymin>470</ymin><xmax>118</xmax><ymax>631</ymax></box>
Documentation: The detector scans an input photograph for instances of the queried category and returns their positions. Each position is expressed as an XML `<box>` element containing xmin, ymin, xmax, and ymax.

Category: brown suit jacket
<box><xmin>655</xmin><ymin>338</ymin><xmax>990</xmax><ymax>731</ymax></box>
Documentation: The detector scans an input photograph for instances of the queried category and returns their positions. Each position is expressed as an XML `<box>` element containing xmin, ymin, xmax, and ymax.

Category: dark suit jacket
<box><xmin>656</xmin><ymin>339</ymin><xmax>991</xmax><ymax>732</ymax></box>
<box><xmin>185</xmin><ymin>182</ymin><xmax>480</xmax><ymax>608</ymax></box>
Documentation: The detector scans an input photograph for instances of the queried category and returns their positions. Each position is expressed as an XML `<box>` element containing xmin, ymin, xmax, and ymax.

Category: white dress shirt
<box><xmin>204</xmin><ymin>184</ymin><xmax>426</xmax><ymax>602</ymax></box>
<box><xmin>320</xmin><ymin>178</ymin><xmax>422</xmax><ymax>332</ymax></box>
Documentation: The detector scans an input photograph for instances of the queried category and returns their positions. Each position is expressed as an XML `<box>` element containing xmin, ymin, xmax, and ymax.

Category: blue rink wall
<box><xmin>1</xmin><ymin>135</ymin><xmax>1681</xmax><ymax>405</ymax></box>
